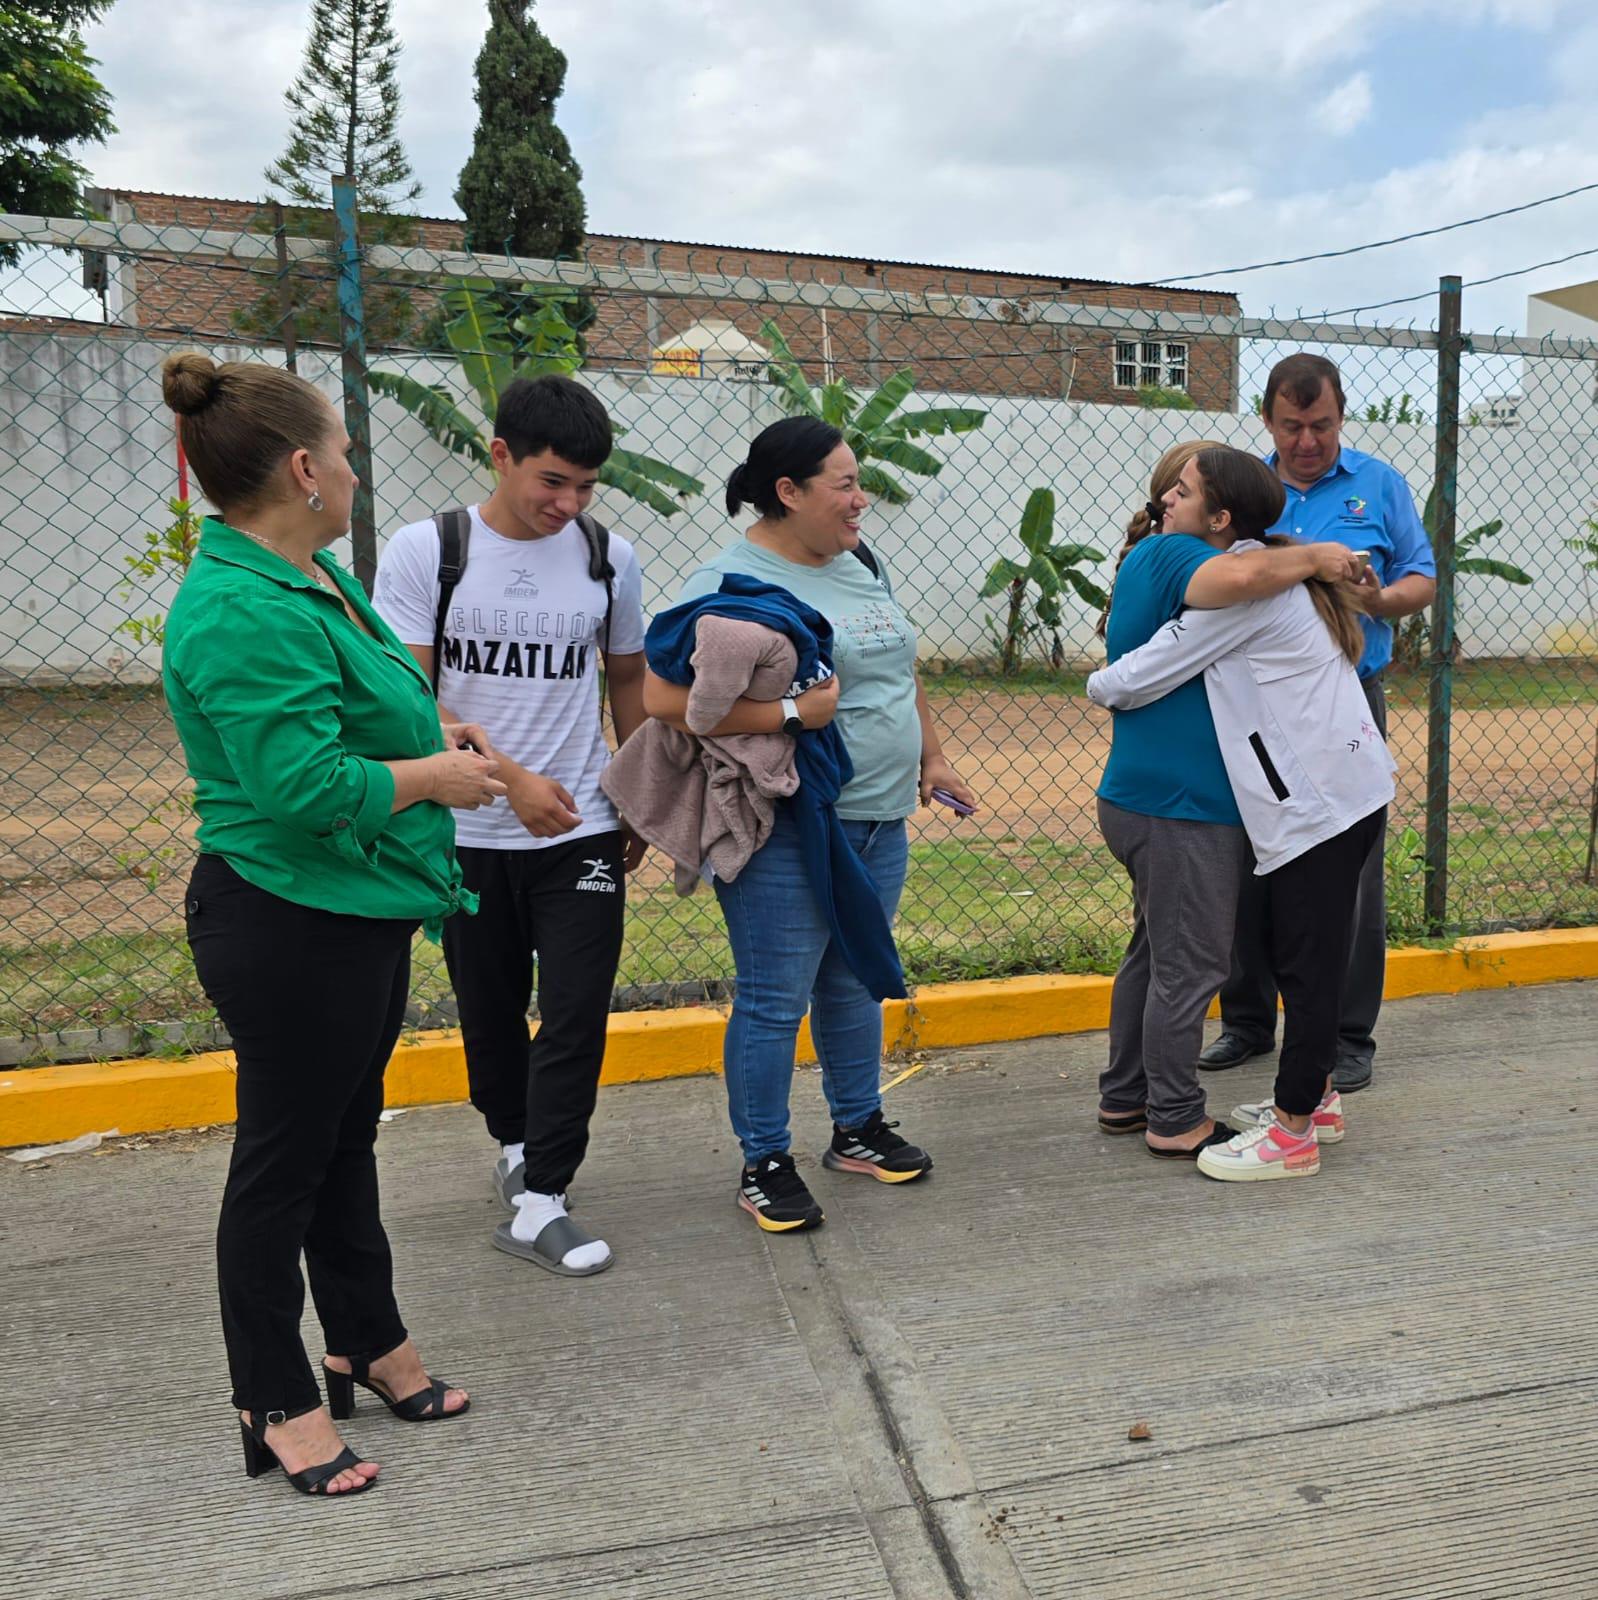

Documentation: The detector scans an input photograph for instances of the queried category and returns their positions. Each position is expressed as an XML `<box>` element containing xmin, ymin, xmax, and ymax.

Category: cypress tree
<box><xmin>455</xmin><ymin>0</ymin><xmax>586</xmax><ymax>261</ymax></box>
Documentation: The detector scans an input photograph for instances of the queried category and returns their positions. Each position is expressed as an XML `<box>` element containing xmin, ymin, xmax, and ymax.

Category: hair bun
<box><xmin>161</xmin><ymin>351</ymin><xmax>223</xmax><ymax>417</ymax></box>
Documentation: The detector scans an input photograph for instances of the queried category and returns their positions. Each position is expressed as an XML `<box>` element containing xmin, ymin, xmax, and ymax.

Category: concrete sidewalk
<box><xmin>2</xmin><ymin>982</ymin><xmax>1593</xmax><ymax>1599</ymax></box>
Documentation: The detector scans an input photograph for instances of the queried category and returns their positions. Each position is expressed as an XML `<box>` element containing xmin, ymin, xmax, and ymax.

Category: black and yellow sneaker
<box><xmin>737</xmin><ymin>1153</ymin><xmax>825</xmax><ymax>1233</ymax></box>
<box><xmin>822</xmin><ymin>1110</ymin><xmax>933</xmax><ymax>1184</ymax></box>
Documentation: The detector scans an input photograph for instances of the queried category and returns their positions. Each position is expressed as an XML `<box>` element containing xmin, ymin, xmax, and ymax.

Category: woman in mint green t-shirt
<box><xmin>161</xmin><ymin>353</ymin><xmax>500</xmax><ymax>1498</ymax></box>
<box><xmin>644</xmin><ymin>418</ymin><xmax>977</xmax><ymax>1236</ymax></box>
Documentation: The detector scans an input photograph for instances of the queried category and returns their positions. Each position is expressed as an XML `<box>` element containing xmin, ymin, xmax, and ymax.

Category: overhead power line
<box><xmin>1144</xmin><ymin>178</ymin><xmax>1598</xmax><ymax>287</ymax></box>
<box><xmin>1315</xmin><ymin>242</ymin><xmax>1598</xmax><ymax>321</ymax></box>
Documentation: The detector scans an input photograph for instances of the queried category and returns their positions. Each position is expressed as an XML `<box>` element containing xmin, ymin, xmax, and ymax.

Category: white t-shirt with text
<box><xmin>373</xmin><ymin>505</ymin><xmax>645</xmax><ymax>850</ymax></box>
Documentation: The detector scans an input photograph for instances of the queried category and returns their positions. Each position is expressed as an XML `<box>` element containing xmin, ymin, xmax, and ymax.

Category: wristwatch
<box><xmin>780</xmin><ymin>696</ymin><xmax>804</xmax><ymax>736</ymax></box>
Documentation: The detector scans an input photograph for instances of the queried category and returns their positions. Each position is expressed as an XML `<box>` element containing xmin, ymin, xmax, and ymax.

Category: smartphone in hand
<box><xmin>929</xmin><ymin>786</ymin><xmax>975</xmax><ymax>817</ymax></box>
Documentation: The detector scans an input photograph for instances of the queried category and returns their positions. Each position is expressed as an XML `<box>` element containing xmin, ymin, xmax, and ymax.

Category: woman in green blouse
<box><xmin>161</xmin><ymin>353</ymin><xmax>504</xmax><ymax>1498</ymax></box>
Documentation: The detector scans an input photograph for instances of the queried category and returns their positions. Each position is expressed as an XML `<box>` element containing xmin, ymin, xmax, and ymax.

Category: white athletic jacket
<box><xmin>1087</xmin><ymin>541</ymin><xmax>1395</xmax><ymax>874</ymax></box>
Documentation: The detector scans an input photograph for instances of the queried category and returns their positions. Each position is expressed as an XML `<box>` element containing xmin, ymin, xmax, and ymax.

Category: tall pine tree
<box><xmin>455</xmin><ymin>0</ymin><xmax>585</xmax><ymax>260</ymax></box>
<box><xmin>236</xmin><ymin>0</ymin><xmax>420</xmax><ymax>349</ymax></box>
<box><xmin>0</xmin><ymin>0</ymin><xmax>116</xmax><ymax>265</ymax></box>
<box><xmin>265</xmin><ymin>0</ymin><xmax>419</xmax><ymax>212</ymax></box>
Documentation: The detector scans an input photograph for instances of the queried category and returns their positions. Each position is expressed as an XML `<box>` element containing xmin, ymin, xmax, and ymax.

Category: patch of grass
<box><xmin>7</xmin><ymin>821</ymin><xmax>1595</xmax><ymax>1049</ymax></box>
<box><xmin>1384</xmin><ymin>658</ymin><xmax>1598</xmax><ymax>711</ymax></box>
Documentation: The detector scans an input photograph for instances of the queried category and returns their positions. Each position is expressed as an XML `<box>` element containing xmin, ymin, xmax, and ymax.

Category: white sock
<box><xmin>511</xmin><ymin>1189</ymin><xmax>611</xmax><ymax>1270</ymax></box>
<box><xmin>501</xmin><ymin>1142</ymin><xmax>525</xmax><ymax>1168</ymax></box>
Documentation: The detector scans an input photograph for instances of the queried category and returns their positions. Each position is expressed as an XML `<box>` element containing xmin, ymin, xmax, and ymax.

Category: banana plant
<box><xmin>369</xmin><ymin>283</ymin><xmax>704</xmax><ymax>517</ymax></box>
<box><xmin>1393</xmin><ymin>488</ymin><xmax>1530</xmax><ymax>668</ymax></box>
<box><xmin>980</xmin><ymin>488</ymin><xmax>1107</xmax><ymax>675</ymax></box>
<box><xmin>760</xmin><ymin>319</ymin><xmax>986</xmax><ymax>504</ymax></box>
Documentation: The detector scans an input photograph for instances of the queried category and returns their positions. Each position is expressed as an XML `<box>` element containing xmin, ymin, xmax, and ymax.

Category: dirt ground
<box><xmin>2</xmin><ymin>685</ymin><xmax>1593</xmax><ymax>946</ymax></box>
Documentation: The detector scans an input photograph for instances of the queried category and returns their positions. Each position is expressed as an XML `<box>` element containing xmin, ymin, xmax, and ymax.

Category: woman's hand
<box><xmin>442</xmin><ymin>721</ymin><xmax>495</xmax><ymax>758</ymax></box>
<box><xmin>796</xmin><ymin>676</ymin><xmax>840</xmax><ymax>729</ymax></box>
<box><xmin>427</xmin><ymin>749</ymin><xmax>507</xmax><ymax>810</ymax></box>
<box><xmin>920</xmin><ymin>756</ymin><xmax>978</xmax><ymax>812</ymax></box>
<box><xmin>1306</xmin><ymin>543</ymin><xmax>1364</xmax><ymax>583</ymax></box>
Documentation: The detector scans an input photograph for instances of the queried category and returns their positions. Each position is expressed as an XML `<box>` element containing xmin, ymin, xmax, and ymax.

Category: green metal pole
<box><xmin>1424</xmin><ymin>276</ymin><xmax>1462</xmax><ymax>934</ymax></box>
<box><xmin>332</xmin><ymin>174</ymin><xmax>377</xmax><ymax>596</ymax></box>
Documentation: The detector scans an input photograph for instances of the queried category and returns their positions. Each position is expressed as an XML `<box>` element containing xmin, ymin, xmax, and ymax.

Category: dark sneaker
<box><xmin>1332</xmin><ymin>1055</ymin><xmax>1373</xmax><ymax>1094</ymax></box>
<box><xmin>738</xmin><ymin>1153</ymin><xmax>824</xmax><ymax>1233</ymax></box>
<box><xmin>822</xmin><ymin>1110</ymin><xmax>933</xmax><ymax>1184</ymax></box>
<box><xmin>1197</xmin><ymin>1032</ymin><xmax>1275</xmax><ymax>1071</ymax></box>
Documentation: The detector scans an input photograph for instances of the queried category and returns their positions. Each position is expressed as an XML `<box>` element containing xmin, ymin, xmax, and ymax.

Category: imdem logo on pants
<box><xmin>576</xmin><ymin>859</ymin><xmax>617</xmax><ymax>893</ymax></box>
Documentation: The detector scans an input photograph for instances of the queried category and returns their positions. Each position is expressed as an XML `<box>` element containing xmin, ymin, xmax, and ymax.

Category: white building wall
<box><xmin>1</xmin><ymin>330</ymin><xmax>1594</xmax><ymax>680</ymax></box>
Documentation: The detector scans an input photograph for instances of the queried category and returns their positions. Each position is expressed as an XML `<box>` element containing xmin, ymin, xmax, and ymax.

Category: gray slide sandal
<box><xmin>493</xmin><ymin>1156</ymin><xmax>524</xmax><ymax>1212</ymax></box>
<box><xmin>491</xmin><ymin>1213</ymin><xmax>613</xmax><ymax>1277</ymax></box>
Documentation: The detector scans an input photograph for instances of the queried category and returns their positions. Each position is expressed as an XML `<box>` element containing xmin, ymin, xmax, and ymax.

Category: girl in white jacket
<box><xmin>1088</xmin><ymin>446</ymin><xmax>1394</xmax><ymax>1182</ymax></box>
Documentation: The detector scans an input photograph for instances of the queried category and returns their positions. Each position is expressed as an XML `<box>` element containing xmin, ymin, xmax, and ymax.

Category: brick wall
<box><xmin>100</xmin><ymin>190</ymin><xmax>1239</xmax><ymax>408</ymax></box>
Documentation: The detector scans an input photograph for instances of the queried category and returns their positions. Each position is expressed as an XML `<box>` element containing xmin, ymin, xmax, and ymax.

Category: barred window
<box><xmin>1114</xmin><ymin>339</ymin><xmax>1189</xmax><ymax>391</ymax></box>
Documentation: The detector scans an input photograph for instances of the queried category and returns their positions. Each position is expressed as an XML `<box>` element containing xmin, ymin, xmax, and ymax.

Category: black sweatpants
<box><xmin>1266</xmin><ymin>809</ymin><xmax>1387</xmax><ymax>1116</ymax></box>
<box><xmin>186</xmin><ymin>854</ymin><xmax>412</xmax><ymax>1416</ymax></box>
<box><xmin>443</xmin><ymin>833</ymin><xmax>625</xmax><ymax>1194</ymax></box>
<box><xmin>1220</xmin><ymin>674</ymin><xmax>1390</xmax><ymax>1067</ymax></box>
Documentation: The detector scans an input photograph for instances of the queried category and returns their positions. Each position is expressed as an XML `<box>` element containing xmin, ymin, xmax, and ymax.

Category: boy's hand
<box><xmin>507</xmin><ymin>771</ymin><xmax>582</xmax><ymax>837</ymax></box>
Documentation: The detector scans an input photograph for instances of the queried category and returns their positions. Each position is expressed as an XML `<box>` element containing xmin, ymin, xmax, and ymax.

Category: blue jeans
<box><xmin>714</xmin><ymin>808</ymin><xmax>910</xmax><ymax>1164</ymax></box>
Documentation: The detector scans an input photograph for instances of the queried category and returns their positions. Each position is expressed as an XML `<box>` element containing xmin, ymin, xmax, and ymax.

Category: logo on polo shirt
<box><xmin>1343</xmin><ymin>496</ymin><xmax>1367</xmax><ymax>517</ymax></box>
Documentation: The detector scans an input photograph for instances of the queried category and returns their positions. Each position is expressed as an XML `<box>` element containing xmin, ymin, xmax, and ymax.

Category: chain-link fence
<box><xmin>2</xmin><ymin>203</ymin><xmax>1595</xmax><ymax>1060</ymax></box>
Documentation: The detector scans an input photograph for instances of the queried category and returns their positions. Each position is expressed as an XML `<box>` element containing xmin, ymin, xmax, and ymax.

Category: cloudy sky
<box><xmin>76</xmin><ymin>0</ymin><xmax>1598</xmax><ymax>335</ymax></box>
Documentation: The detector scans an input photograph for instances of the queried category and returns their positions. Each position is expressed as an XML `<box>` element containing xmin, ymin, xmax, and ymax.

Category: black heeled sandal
<box><xmin>323</xmin><ymin>1345</ymin><xmax>469</xmax><ymax>1423</ymax></box>
<box><xmin>239</xmin><ymin>1403</ymin><xmax>376</xmax><ymax>1497</ymax></box>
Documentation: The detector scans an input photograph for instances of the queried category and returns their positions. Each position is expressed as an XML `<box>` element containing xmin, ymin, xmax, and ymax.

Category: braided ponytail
<box><xmin>1096</xmin><ymin>440</ymin><xmax>1230</xmax><ymax>639</ymax></box>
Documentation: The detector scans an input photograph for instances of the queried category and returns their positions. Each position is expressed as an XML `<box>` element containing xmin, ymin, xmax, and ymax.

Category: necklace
<box><xmin>234</xmin><ymin>526</ymin><xmax>333</xmax><ymax>591</ymax></box>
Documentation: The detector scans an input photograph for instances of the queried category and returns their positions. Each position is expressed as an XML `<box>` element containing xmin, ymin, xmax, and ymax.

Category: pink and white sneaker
<box><xmin>1196</xmin><ymin>1117</ymin><xmax>1320</xmax><ymax>1182</ymax></box>
<box><xmin>1230</xmin><ymin>1089</ymin><xmax>1344</xmax><ymax>1145</ymax></box>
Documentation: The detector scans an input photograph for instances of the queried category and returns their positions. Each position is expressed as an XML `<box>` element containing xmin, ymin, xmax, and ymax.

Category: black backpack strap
<box><xmin>575</xmin><ymin>511</ymin><xmax>615</xmax><ymax>650</ymax></box>
<box><xmin>430</xmin><ymin>507</ymin><xmax>472</xmax><ymax>694</ymax></box>
<box><xmin>852</xmin><ymin>540</ymin><xmax>882</xmax><ymax>581</ymax></box>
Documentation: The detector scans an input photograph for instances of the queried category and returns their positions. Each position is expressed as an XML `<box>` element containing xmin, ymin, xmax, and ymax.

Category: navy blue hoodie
<box><xmin>645</xmin><ymin>574</ymin><xmax>908</xmax><ymax>1001</ymax></box>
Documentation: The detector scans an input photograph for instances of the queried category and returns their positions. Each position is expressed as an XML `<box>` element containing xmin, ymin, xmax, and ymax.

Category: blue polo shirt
<box><xmin>1266</xmin><ymin>446</ymin><xmax>1435</xmax><ymax>678</ymax></box>
<box><xmin>1097</xmin><ymin>533</ymin><xmax>1241</xmax><ymax>826</ymax></box>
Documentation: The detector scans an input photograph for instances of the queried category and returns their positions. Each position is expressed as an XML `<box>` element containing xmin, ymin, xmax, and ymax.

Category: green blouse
<box><xmin>163</xmin><ymin>519</ymin><xmax>473</xmax><ymax>935</ymax></box>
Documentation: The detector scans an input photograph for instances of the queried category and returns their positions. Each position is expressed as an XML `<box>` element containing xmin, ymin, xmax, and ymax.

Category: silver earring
<box><xmin>308</xmin><ymin>491</ymin><xmax>325</xmax><ymax>512</ymax></box>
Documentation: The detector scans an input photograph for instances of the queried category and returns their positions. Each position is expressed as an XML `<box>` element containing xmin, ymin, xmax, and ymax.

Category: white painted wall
<box><xmin>1520</xmin><ymin>292</ymin><xmax>1598</xmax><ymax>434</ymax></box>
<box><xmin>2</xmin><ymin>329</ymin><xmax>1594</xmax><ymax>680</ymax></box>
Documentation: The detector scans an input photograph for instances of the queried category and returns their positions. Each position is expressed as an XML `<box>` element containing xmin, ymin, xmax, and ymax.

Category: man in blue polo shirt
<box><xmin>1199</xmin><ymin>353</ymin><xmax>1436</xmax><ymax>1093</ymax></box>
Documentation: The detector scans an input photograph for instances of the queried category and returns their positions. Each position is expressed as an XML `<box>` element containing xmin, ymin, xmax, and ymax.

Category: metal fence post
<box><xmin>270</xmin><ymin>200</ymin><xmax>299</xmax><ymax>375</ymax></box>
<box><xmin>1424</xmin><ymin>275</ymin><xmax>1463</xmax><ymax>933</ymax></box>
<box><xmin>331</xmin><ymin>174</ymin><xmax>377</xmax><ymax>595</ymax></box>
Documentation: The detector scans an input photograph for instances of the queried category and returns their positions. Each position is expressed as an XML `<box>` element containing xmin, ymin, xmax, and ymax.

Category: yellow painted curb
<box><xmin>3</xmin><ymin>928</ymin><xmax>1593</xmax><ymax>1150</ymax></box>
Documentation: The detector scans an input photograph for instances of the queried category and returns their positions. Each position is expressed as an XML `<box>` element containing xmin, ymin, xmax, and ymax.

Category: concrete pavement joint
<box><xmin>788</xmin><ymin>1200</ymin><xmax>1035</xmax><ymax>1599</ymax></box>
<box><xmin>246</xmin><ymin>1510</ymin><xmax>868</xmax><ymax>1600</ymax></box>
<box><xmin>970</xmin><ymin>1371</ymin><xmax>1595</xmax><ymax>1500</ymax></box>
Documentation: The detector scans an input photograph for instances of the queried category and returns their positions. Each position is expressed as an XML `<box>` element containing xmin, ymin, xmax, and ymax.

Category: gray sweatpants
<box><xmin>1098</xmin><ymin>798</ymin><xmax>1248</xmax><ymax>1136</ymax></box>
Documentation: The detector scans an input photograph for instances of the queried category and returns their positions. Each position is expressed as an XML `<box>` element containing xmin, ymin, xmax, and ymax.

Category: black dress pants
<box><xmin>443</xmin><ymin>834</ymin><xmax>625</xmax><ymax>1195</ymax></box>
<box><xmin>186</xmin><ymin>854</ymin><xmax>412</xmax><ymax>1416</ymax></box>
<box><xmin>1266</xmin><ymin>809</ymin><xmax>1387</xmax><ymax>1115</ymax></box>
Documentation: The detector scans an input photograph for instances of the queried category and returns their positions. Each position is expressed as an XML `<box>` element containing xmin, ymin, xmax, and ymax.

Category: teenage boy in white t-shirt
<box><xmin>373</xmin><ymin>375</ymin><xmax>646</xmax><ymax>1278</ymax></box>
